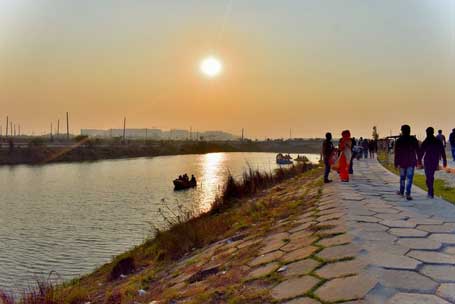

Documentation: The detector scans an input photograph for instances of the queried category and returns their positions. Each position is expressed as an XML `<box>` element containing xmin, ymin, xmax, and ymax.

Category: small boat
<box><xmin>173</xmin><ymin>178</ymin><xmax>197</xmax><ymax>191</ymax></box>
<box><xmin>276</xmin><ymin>153</ymin><xmax>293</xmax><ymax>165</ymax></box>
<box><xmin>294</xmin><ymin>155</ymin><xmax>309</xmax><ymax>163</ymax></box>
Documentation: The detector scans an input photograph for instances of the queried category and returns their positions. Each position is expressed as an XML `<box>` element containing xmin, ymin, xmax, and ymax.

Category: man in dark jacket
<box><xmin>322</xmin><ymin>132</ymin><xmax>334</xmax><ymax>183</ymax></box>
<box><xmin>436</xmin><ymin>130</ymin><xmax>446</xmax><ymax>148</ymax></box>
<box><xmin>419</xmin><ymin>127</ymin><xmax>447</xmax><ymax>198</ymax></box>
<box><xmin>450</xmin><ymin>128</ymin><xmax>455</xmax><ymax>161</ymax></box>
<box><xmin>394</xmin><ymin>125</ymin><xmax>420</xmax><ymax>200</ymax></box>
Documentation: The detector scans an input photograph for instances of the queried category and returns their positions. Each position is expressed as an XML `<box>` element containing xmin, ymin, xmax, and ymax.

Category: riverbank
<box><xmin>0</xmin><ymin>162</ymin><xmax>323</xmax><ymax>303</ymax></box>
<box><xmin>0</xmin><ymin>139</ymin><xmax>322</xmax><ymax>166</ymax></box>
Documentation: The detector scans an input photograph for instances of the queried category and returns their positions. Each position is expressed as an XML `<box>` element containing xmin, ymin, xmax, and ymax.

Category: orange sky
<box><xmin>0</xmin><ymin>1</ymin><xmax>454</xmax><ymax>139</ymax></box>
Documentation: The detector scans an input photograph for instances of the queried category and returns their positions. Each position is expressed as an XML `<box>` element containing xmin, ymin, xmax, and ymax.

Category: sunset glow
<box><xmin>200</xmin><ymin>56</ymin><xmax>223</xmax><ymax>78</ymax></box>
<box><xmin>0</xmin><ymin>1</ymin><xmax>454</xmax><ymax>138</ymax></box>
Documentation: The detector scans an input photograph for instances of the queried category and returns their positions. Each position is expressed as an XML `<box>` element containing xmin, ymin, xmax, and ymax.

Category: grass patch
<box><xmin>378</xmin><ymin>152</ymin><xmax>455</xmax><ymax>203</ymax></box>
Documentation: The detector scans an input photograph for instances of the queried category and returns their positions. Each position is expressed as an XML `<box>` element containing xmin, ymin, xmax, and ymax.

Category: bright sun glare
<box><xmin>200</xmin><ymin>56</ymin><xmax>223</xmax><ymax>78</ymax></box>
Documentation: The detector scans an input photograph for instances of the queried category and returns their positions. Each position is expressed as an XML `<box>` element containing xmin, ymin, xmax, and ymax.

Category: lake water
<box><xmin>0</xmin><ymin>152</ymin><xmax>319</xmax><ymax>293</ymax></box>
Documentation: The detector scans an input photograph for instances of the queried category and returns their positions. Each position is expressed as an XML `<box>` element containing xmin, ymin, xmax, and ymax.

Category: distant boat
<box><xmin>173</xmin><ymin>178</ymin><xmax>197</xmax><ymax>191</ymax></box>
<box><xmin>294</xmin><ymin>155</ymin><xmax>309</xmax><ymax>163</ymax></box>
<box><xmin>276</xmin><ymin>153</ymin><xmax>293</xmax><ymax>165</ymax></box>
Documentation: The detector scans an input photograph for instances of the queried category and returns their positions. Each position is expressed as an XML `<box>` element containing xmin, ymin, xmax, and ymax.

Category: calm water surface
<box><xmin>0</xmin><ymin>152</ymin><xmax>319</xmax><ymax>292</ymax></box>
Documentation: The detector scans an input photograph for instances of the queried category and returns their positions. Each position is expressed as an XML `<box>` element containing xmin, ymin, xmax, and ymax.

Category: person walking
<box><xmin>419</xmin><ymin>127</ymin><xmax>447</xmax><ymax>198</ymax></box>
<box><xmin>436</xmin><ymin>129</ymin><xmax>447</xmax><ymax>148</ymax></box>
<box><xmin>339</xmin><ymin>130</ymin><xmax>352</xmax><ymax>182</ymax></box>
<box><xmin>349</xmin><ymin>137</ymin><xmax>356</xmax><ymax>174</ymax></box>
<box><xmin>322</xmin><ymin>132</ymin><xmax>334</xmax><ymax>183</ymax></box>
<box><xmin>362</xmin><ymin>138</ymin><xmax>369</xmax><ymax>159</ymax></box>
<box><xmin>368</xmin><ymin>140</ymin><xmax>376</xmax><ymax>159</ymax></box>
<box><xmin>450</xmin><ymin>129</ymin><xmax>455</xmax><ymax>161</ymax></box>
<box><xmin>394</xmin><ymin>125</ymin><xmax>420</xmax><ymax>200</ymax></box>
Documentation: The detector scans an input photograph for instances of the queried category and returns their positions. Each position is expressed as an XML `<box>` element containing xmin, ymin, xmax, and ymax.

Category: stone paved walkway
<box><xmin>245</xmin><ymin>159</ymin><xmax>455</xmax><ymax>303</ymax></box>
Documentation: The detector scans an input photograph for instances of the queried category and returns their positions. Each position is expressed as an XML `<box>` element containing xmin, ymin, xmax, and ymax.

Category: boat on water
<box><xmin>276</xmin><ymin>153</ymin><xmax>293</xmax><ymax>165</ymax></box>
<box><xmin>173</xmin><ymin>174</ymin><xmax>197</xmax><ymax>190</ymax></box>
<box><xmin>294</xmin><ymin>155</ymin><xmax>309</xmax><ymax>163</ymax></box>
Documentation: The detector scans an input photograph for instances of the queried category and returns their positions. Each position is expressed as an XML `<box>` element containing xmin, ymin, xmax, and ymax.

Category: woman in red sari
<box><xmin>339</xmin><ymin>130</ymin><xmax>352</xmax><ymax>182</ymax></box>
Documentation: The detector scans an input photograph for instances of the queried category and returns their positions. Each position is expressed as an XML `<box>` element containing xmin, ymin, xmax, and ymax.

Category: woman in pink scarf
<box><xmin>339</xmin><ymin>130</ymin><xmax>352</xmax><ymax>182</ymax></box>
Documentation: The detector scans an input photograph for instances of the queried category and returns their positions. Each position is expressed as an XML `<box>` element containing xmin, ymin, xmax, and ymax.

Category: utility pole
<box><xmin>57</xmin><ymin>119</ymin><xmax>60</xmax><ymax>137</ymax></box>
<box><xmin>123</xmin><ymin>117</ymin><xmax>126</xmax><ymax>142</ymax></box>
<box><xmin>5</xmin><ymin>116</ymin><xmax>8</xmax><ymax>138</ymax></box>
<box><xmin>18</xmin><ymin>125</ymin><xmax>20</xmax><ymax>136</ymax></box>
<box><xmin>241</xmin><ymin>128</ymin><xmax>244</xmax><ymax>142</ymax></box>
<box><xmin>13</xmin><ymin>124</ymin><xmax>16</xmax><ymax>137</ymax></box>
<box><xmin>10</xmin><ymin>121</ymin><xmax>12</xmax><ymax>137</ymax></box>
<box><xmin>66</xmin><ymin>112</ymin><xmax>70</xmax><ymax>140</ymax></box>
<box><xmin>50</xmin><ymin>122</ymin><xmax>53</xmax><ymax>140</ymax></box>
<box><xmin>289</xmin><ymin>128</ymin><xmax>292</xmax><ymax>140</ymax></box>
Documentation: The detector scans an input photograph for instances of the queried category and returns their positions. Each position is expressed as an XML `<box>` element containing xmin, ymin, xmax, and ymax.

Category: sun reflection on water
<box><xmin>199</xmin><ymin>153</ymin><xmax>226</xmax><ymax>212</ymax></box>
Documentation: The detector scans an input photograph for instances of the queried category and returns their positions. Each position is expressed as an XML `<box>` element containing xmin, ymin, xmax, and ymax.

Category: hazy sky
<box><xmin>1</xmin><ymin>0</ymin><xmax>454</xmax><ymax>139</ymax></box>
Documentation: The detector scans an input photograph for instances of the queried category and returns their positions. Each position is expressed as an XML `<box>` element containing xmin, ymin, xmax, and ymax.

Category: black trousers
<box><xmin>425</xmin><ymin>166</ymin><xmax>437</xmax><ymax>197</ymax></box>
<box><xmin>324</xmin><ymin>159</ymin><xmax>330</xmax><ymax>181</ymax></box>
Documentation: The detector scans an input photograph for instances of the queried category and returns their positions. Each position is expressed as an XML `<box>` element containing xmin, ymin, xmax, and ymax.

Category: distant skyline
<box><xmin>1</xmin><ymin>1</ymin><xmax>454</xmax><ymax>139</ymax></box>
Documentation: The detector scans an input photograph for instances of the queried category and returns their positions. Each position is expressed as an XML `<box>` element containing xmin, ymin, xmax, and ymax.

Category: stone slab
<box><xmin>315</xmin><ymin>259</ymin><xmax>366</xmax><ymax>279</ymax></box>
<box><xmin>314</xmin><ymin>274</ymin><xmax>377</xmax><ymax>302</ymax></box>
<box><xmin>371</xmin><ymin>269</ymin><xmax>438</xmax><ymax>293</ymax></box>
<box><xmin>388</xmin><ymin>228</ymin><xmax>429</xmax><ymax>237</ymax></box>
<box><xmin>282</xmin><ymin>259</ymin><xmax>320</xmax><ymax>277</ymax></box>
<box><xmin>437</xmin><ymin>283</ymin><xmax>455</xmax><ymax>303</ymax></box>
<box><xmin>249</xmin><ymin>250</ymin><xmax>285</xmax><ymax>267</ymax></box>
<box><xmin>430</xmin><ymin>234</ymin><xmax>455</xmax><ymax>244</ymax></box>
<box><xmin>379</xmin><ymin>220</ymin><xmax>416</xmax><ymax>228</ymax></box>
<box><xmin>367</xmin><ymin>252</ymin><xmax>421</xmax><ymax>270</ymax></box>
<box><xmin>247</xmin><ymin>262</ymin><xmax>280</xmax><ymax>280</ymax></box>
<box><xmin>283</xmin><ymin>298</ymin><xmax>321</xmax><ymax>304</ymax></box>
<box><xmin>281</xmin><ymin>246</ymin><xmax>318</xmax><ymax>263</ymax></box>
<box><xmin>271</xmin><ymin>276</ymin><xmax>320</xmax><ymax>300</ymax></box>
<box><xmin>317</xmin><ymin>234</ymin><xmax>352</xmax><ymax>247</ymax></box>
<box><xmin>396</xmin><ymin>238</ymin><xmax>442</xmax><ymax>250</ymax></box>
<box><xmin>417</xmin><ymin>223</ymin><xmax>455</xmax><ymax>233</ymax></box>
<box><xmin>317</xmin><ymin>244</ymin><xmax>360</xmax><ymax>261</ymax></box>
<box><xmin>386</xmin><ymin>293</ymin><xmax>450</xmax><ymax>304</ymax></box>
<box><xmin>421</xmin><ymin>265</ymin><xmax>455</xmax><ymax>282</ymax></box>
<box><xmin>408</xmin><ymin>250</ymin><xmax>455</xmax><ymax>264</ymax></box>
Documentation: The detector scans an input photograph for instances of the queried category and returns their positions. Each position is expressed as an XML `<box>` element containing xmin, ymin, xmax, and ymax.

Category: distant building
<box><xmin>80</xmin><ymin>128</ymin><xmax>238</xmax><ymax>141</ymax></box>
<box><xmin>201</xmin><ymin>130</ymin><xmax>239</xmax><ymax>141</ymax></box>
<box><xmin>168</xmin><ymin>129</ymin><xmax>189</xmax><ymax>140</ymax></box>
<box><xmin>81</xmin><ymin>128</ymin><xmax>162</xmax><ymax>139</ymax></box>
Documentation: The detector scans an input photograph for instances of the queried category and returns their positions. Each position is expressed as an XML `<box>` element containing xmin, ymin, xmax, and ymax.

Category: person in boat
<box><xmin>178</xmin><ymin>175</ymin><xmax>183</xmax><ymax>180</ymax></box>
<box><xmin>182</xmin><ymin>174</ymin><xmax>189</xmax><ymax>182</ymax></box>
<box><xmin>190</xmin><ymin>175</ymin><xmax>196</xmax><ymax>184</ymax></box>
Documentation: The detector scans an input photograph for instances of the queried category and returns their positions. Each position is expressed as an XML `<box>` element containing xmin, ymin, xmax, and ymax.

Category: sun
<box><xmin>200</xmin><ymin>56</ymin><xmax>223</xmax><ymax>78</ymax></box>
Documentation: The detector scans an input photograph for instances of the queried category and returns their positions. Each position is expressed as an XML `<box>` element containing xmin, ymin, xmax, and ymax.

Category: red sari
<box><xmin>339</xmin><ymin>131</ymin><xmax>352</xmax><ymax>182</ymax></box>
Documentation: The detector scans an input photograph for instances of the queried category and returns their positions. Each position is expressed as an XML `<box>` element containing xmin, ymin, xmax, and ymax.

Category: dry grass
<box><xmin>0</xmin><ymin>280</ymin><xmax>89</xmax><ymax>304</ymax></box>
